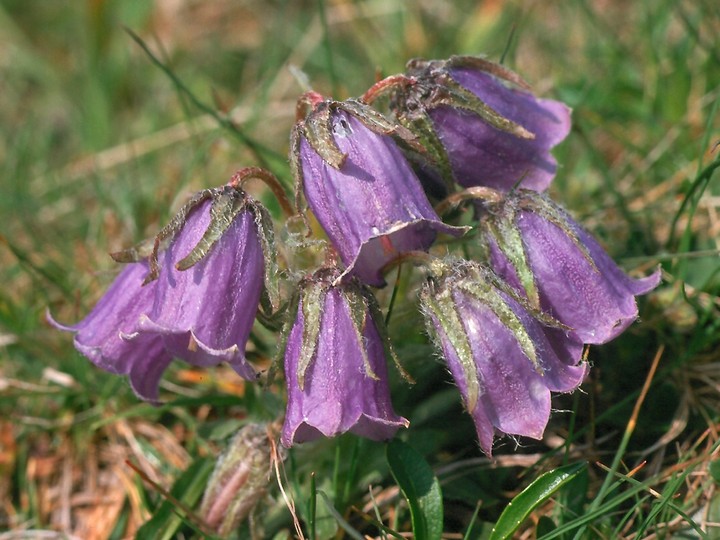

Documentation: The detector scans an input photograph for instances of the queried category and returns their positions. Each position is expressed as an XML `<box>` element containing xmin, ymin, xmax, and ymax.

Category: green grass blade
<box><xmin>386</xmin><ymin>439</ymin><xmax>443</xmax><ymax>540</ymax></box>
<box><xmin>490</xmin><ymin>462</ymin><xmax>587</xmax><ymax>540</ymax></box>
<box><xmin>317</xmin><ymin>490</ymin><xmax>365</xmax><ymax>540</ymax></box>
<box><xmin>135</xmin><ymin>457</ymin><xmax>215</xmax><ymax>540</ymax></box>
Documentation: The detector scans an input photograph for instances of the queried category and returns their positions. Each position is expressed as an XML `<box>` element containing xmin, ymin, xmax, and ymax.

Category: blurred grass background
<box><xmin>0</xmin><ymin>0</ymin><xmax>719</xmax><ymax>538</ymax></box>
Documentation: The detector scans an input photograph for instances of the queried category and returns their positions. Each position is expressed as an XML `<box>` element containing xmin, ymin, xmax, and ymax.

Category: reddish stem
<box><xmin>230</xmin><ymin>167</ymin><xmax>295</xmax><ymax>218</ymax></box>
<box><xmin>361</xmin><ymin>74</ymin><xmax>413</xmax><ymax>104</ymax></box>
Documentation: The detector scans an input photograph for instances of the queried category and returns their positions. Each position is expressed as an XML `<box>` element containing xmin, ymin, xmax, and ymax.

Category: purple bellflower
<box><xmin>281</xmin><ymin>267</ymin><xmax>409</xmax><ymax>446</ymax></box>
<box><xmin>419</xmin><ymin>258</ymin><xmax>587</xmax><ymax>455</ymax></box>
<box><xmin>365</xmin><ymin>56</ymin><xmax>571</xmax><ymax>194</ymax></box>
<box><xmin>51</xmin><ymin>175</ymin><xmax>279</xmax><ymax>400</ymax></box>
<box><xmin>478</xmin><ymin>189</ymin><xmax>661</xmax><ymax>344</ymax></box>
<box><xmin>48</xmin><ymin>261</ymin><xmax>173</xmax><ymax>401</ymax></box>
<box><xmin>291</xmin><ymin>96</ymin><xmax>465</xmax><ymax>287</ymax></box>
<box><xmin>123</xmin><ymin>185</ymin><xmax>276</xmax><ymax>381</ymax></box>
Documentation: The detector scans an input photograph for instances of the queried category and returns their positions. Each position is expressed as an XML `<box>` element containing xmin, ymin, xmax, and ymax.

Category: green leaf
<box><xmin>135</xmin><ymin>457</ymin><xmax>215</xmax><ymax>540</ymax></box>
<box><xmin>386</xmin><ymin>440</ymin><xmax>443</xmax><ymax>540</ymax></box>
<box><xmin>489</xmin><ymin>462</ymin><xmax>587</xmax><ymax>540</ymax></box>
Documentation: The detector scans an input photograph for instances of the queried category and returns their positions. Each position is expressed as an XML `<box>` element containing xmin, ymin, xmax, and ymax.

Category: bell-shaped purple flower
<box><xmin>48</xmin><ymin>261</ymin><xmax>174</xmax><ymax>401</ymax></box>
<box><xmin>370</xmin><ymin>56</ymin><xmax>570</xmax><ymax>194</ymax></box>
<box><xmin>479</xmin><ymin>190</ymin><xmax>661</xmax><ymax>344</ymax></box>
<box><xmin>419</xmin><ymin>259</ymin><xmax>587</xmax><ymax>455</ymax></box>
<box><xmin>281</xmin><ymin>268</ymin><xmax>409</xmax><ymax>446</ymax></box>
<box><xmin>291</xmin><ymin>97</ymin><xmax>465</xmax><ymax>287</ymax></box>
<box><xmin>125</xmin><ymin>185</ymin><xmax>277</xmax><ymax>381</ymax></box>
<box><xmin>51</xmin><ymin>175</ymin><xmax>280</xmax><ymax>401</ymax></box>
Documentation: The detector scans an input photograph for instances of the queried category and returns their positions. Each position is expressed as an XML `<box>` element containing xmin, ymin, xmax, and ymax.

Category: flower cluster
<box><xmin>52</xmin><ymin>55</ymin><xmax>660</xmax><ymax>455</ymax></box>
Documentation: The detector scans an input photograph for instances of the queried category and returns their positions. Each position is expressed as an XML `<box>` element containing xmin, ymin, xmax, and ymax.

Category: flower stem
<box><xmin>230</xmin><ymin>167</ymin><xmax>296</xmax><ymax>218</ymax></box>
<box><xmin>434</xmin><ymin>186</ymin><xmax>504</xmax><ymax>215</ymax></box>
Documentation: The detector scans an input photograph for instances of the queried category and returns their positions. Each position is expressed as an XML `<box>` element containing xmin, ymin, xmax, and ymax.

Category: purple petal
<box><xmin>300</xmin><ymin>111</ymin><xmax>463</xmax><ymax>286</ymax></box>
<box><xmin>496</xmin><ymin>210</ymin><xmax>661</xmax><ymax>344</ymax></box>
<box><xmin>453</xmin><ymin>292</ymin><xmax>550</xmax><ymax>442</ymax></box>
<box><xmin>48</xmin><ymin>261</ymin><xmax>179</xmax><ymax>399</ymax></box>
<box><xmin>137</xmin><ymin>201</ymin><xmax>263</xmax><ymax>378</ymax></box>
<box><xmin>47</xmin><ymin>262</ymin><xmax>157</xmax><ymax>375</ymax></box>
<box><xmin>282</xmin><ymin>286</ymin><xmax>408</xmax><ymax>446</ymax></box>
<box><xmin>422</xmin><ymin>262</ymin><xmax>586</xmax><ymax>455</ymax></box>
<box><xmin>125</xmin><ymin>335</ymin><xmax>174</xmax><ymax>402</ymax></box>
<box><xmin>430</xmin><ymin>68</ymin><xmax>571</xmax><ymax>192</ymax></box>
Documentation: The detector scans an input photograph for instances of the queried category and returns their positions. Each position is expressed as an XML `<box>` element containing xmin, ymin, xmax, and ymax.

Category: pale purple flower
<box><xmin>430</xmin><ymin>65</ymin><xmax>571</xmax><ymax>192</ymax></box>
<box><xmin>127</xmin><ymin>190</ymin><xmax>270</xmax><ymax>381</ymax></box>
<box><xmin>481</xmin><ymin>190</ymin><xmax>661</xmax><ymax>344</ymax></box>
<box><xmin>48</xmin><ymin>261</ymin><xmax>173</xmax><ymax>401</ymax></box>
<box><xmin>282</xmin><ymin>269</ymin><xmax>408</xmax><ymax>446</ymax></box>
<box><xmin>51</xmin><ymin>183</ymin><xmax>277</xmax><ymax>400</ymax></box>
<box><xmin>420</xmin><ymin>259</ymin><xmax>587</xmax><ymax>455</ymax></box>
<box><xmin>376</xmin><ymin>57</ymin><xmax>571</xmax><ymax>194</ymax></box>
<box><xmin>292</xmin><ymin>99</ymin><xmax>464</xmax><ymax>286</ymax></box>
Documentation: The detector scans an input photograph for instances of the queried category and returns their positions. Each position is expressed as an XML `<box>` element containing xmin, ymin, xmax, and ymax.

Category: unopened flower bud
<box><xmin>200</xmin><ymin>424</ymin><xmax>274</xmax><ymax>536</ymax></box>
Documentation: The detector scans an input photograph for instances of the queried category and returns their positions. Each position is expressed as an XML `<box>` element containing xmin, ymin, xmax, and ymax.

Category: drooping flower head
<box><xmin>282</xmin><ymin>267</ymin><xmax>409</xmax><ymax>446</ymax></box>
<box><xmin>50</xmin><ymin>169</ymin><xmax>281</xmax><ymax>400</ymax></box>
<box><xmin>419</xmin><ymin>258</ymin><xmax>587</xmax><ymax>455</ymax></box>
<box><xmin>290</xmin><ymin>95</ymin><xmax>465</xmax><ymax>287</ymax></box>
<box><xmin>476</xmin><ymin>189</ymin><xmax>661</xmax><ymax>344</ymax></box>
<box><xmin>119</xmin><ymin>182</ymin><xmax>278</xmax><ymax>380</ymax></box>
<box><xmin>364</xmin><ymin>56</ymin><xmax>571</xmax><ymax>195</ymax></box>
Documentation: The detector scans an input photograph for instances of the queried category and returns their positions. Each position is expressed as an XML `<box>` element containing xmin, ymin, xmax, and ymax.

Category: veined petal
<box><xmin>486</xmin><ymin>196</ymin><xmax>661</xmax><ymax>344</ymax></box>
<box><xmin>420</xmin><ymin>259</ymin><xmax>586</xmax><ymax>455</ymax></box>
<box><xmin>137</xmin><ymin>198</ymin><xmax>264</xmax><ymax>378</ymax></box>
<box><xmin>48</xmin><ymin>261</ymin><xmax>178</xmax><ymax>399</ymax></box>
<box><xmin>388</xmin><ymin>57</ymin><xmax>571</xmax><ymax>193</ymax></box>
<box><xmin>298</xmin><ymin>106</ymin><xmax>464</xmax><ymax>286</ymax></box>
<box><xmin>282</xmin><ymin>273</ymin><xmax>408</xmax><ymax>446</ymax></box>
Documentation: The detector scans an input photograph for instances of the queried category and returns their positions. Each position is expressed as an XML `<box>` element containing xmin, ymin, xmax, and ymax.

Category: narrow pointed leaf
<box><xmin>421</xmin><ymin>285</ymin><xmax>480</xmax><ymax>411</ymax></box>
<box><xmin>387</xmin><ymin>439</ymin><xmax>443</xmax><ymax>540</ymax></box>
<box><xmin>489</xmin><ymin>462</ymin><xmax>587</xmax><ymax>540</ymax></box>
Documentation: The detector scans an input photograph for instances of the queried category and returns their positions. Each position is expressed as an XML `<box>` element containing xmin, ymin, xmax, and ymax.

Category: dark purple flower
<box><xmin>420</xmin><ymin>259</ymin><xmax>587</xmax><ymax>455</ymax></box>
<box><xmin>282</xmin><ymin>269</ymin><xmax>409</xmax><ymax>446</ymax></box>
<box><xmin>480</xmin><ymin>190</ymin><xmax>661</xmax><ymax>344</ymax></box>
<box><xmin>372</xmin><ymin>56</ymin><xmax>571</xmax><ymax>194</ymax></box>
<box><xmin>126</xmin><ymin>186</ymin><xmax>275</xmax><ymax>381</ymax></box>
<box><xmin>48</xmin><ymin>261</ymin><xmax>173</xmax><ymax>401</ymax></box>
<box><xmin>291</xmin><ymin>98</ymin><xmax>464</xmax><ymax>287</ymax></box>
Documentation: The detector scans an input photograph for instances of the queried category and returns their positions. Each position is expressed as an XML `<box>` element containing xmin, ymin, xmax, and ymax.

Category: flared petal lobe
<box><xmin>298</xmin><ymin>106</ymin><xmax>462</xmax><ymax>286</ymax></box>
<box><xmin>485</xmin><ymin>194</ymin><xmax>661</xmax><ymax>344</ymax></box>
<box><xmin>420</xmin><ymin>261</ymin><xmax>586</xmax><ymax>455</ymax></box>
<box><xmin>132</xmin><ymin>198</ymin><xmax>264</xmax><ymax>380</ymax></box>
<box><xmin>47</xmin><ymin>261</ymin><xmax>174</xmax><ymax>401</ymax></box>
<box><xmin>433</xmin><ymin>67</ymin><xmax>571</xmax><ymax>192</ymax></box>
<box><xmin>282</xmin><ymin>276</ymin><xmax>408</xmax><ymax>446</ymax></box>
